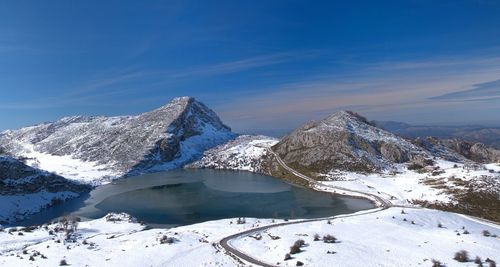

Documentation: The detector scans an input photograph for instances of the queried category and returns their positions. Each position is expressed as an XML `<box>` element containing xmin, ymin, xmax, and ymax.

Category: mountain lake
<box><xmin>16</xmin><ymin>169</ymin><xmax>375</xmax><ymax>227</ymax></box>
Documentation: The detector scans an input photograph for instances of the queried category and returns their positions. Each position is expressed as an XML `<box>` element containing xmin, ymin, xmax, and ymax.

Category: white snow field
<box><xmin>230</xmin><ymin>208</ymin><xmax>499</xmax><ymax>267</ymax></box>
<box><xmin>319</xmin><ymin>160</ymin><xmax>500</xmax><ymax>206</ymax></box>
<box><xmin>0</xmin><ymin>209</ymin><xmax>497</xmax><ymax>267</ymax></box>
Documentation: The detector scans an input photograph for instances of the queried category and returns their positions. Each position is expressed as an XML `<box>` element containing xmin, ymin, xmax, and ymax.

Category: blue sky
<box><xmin>1</xmin><ymin>0</ymin><xmax>500</xmax><ymax>133</ymax></box>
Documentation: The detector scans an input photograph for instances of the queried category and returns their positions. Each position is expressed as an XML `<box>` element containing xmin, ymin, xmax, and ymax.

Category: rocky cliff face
<box><xmin>272</xmin><ymin>111</ymin><xmax>430</xmax><ymax>175</ymax></box>
<box><xmin>0</xmin><ymin>97</ymin><xmax>235</xmax><ymax>182</ymax></box>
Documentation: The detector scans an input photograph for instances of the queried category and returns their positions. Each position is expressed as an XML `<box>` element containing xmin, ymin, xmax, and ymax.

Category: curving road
<box><xmin>218</xmin><ymin>147</ymin><xmax>394</xmax><ymax>267</ymax></box>
<box><xmin>266</xmin><ymin>148</ymin><xmax>392</xmax><ymax>208</ymax></box>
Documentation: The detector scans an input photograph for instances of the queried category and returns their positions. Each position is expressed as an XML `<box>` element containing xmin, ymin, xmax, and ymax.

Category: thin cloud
<box><xmin>167</xmin><ymin>52</ymin><xmax>313</xmax><ymax>78</ymax></box>
<box><xmin>0</xmin><ymin>51</ymin><xmax>313</xmax><ymax>110</ymax></box>
<box><xmin>217</xmin><ymin>55</ymin><xmax>500</xmax><ymax>131</ymax></box>
<box><xmin>430</xmin><ymin>79</ymin><xmax>500</xmax><ymax>102</ymax></box>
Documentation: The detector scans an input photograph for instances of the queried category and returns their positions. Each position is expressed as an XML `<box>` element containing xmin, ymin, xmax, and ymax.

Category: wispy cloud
<box><xmin>216</xmin><ymin>55</ymin><xmax>500</xmax><ymax>130</ymax></box>
<box><xmin>430</xmin><ymin>79</ymin><xmax>500</xmax><ymax>101</ymax></box>
<box><xmin>0</xmin><ymin>51</ymin><xmax>313</xmax><ymax>110</ymax></box>
<box><xmin>167</xmin><ymin>52</ymin><xmax>312</xmax><ymax>78</ymax></box>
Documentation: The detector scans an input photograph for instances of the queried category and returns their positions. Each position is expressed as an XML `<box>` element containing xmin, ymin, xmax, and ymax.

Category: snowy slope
<box><xmin>230</xmin><ymin>208</ymin><xmax>500</xmax><ymax>267</ymax></box>
<box><xmin>0</xmin><ymin>156</ymin><xmax>90</xmax><ymax>224</ymax></box>
<box><xmin>318</xmin><ymin>160</ymin><xmax>500</xmax><ymax>206</ymax></box>
<box><xmin>0</xmin><ymin>97</ymin><xmax>235</xmax><ymax>184</ymax></box>
<box><xmin>0</xmin><ymin>209</ymin><xmax>497</xmax><ymax>267</ymax></box>
<box><xmin>187</xmin><ymin>135</ymin><xmax>278</xmax><ymax>172</ymax></box>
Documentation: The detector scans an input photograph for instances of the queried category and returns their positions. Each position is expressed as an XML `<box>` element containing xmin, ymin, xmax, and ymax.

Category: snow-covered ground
<box><xmin>0</xmin><ymin>213</ymin><xmax>269</xmax><ymax>267</ymax></box>
<box><xmin>23</xmin><ymin>147</ymin><xmax>119</xmax><ymax>185</ymax></box>
<box><xmin>0</xmin><ymin>191</ymin><xmax>79</xmax><ymax>224</ymax></box>
<box><xmin>230</xmin><ymin>208</ymin><xmax>500</xmax><ymax>267</ymax></box>
<box><xmin>0</xmin><ymin>209</ymin><xmax>497</xmax><ymax>267</ymax></box>
<box><xmin>318</xmin><ymin>160</ymin><xmax>500</xmax><ymax>206</ymax></box>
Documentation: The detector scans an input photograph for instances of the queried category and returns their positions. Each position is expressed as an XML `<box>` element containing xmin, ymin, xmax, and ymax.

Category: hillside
<box><xmin>0</xmin><ymin>156</ymin><xmax>90</xmax><ymax>224</ymax></box>
<box><xmin>271</xmin><ymin>111</ymin><xmax>431</xmax><ymax>176</ymax></box>
<box><xmin>186</xmin><ymin>135</ymin><xmax>278</xmax><ymax>172</ymax></box>
<box><xmin>0</xmin><ymin>97</ymin><xmax>235</xmax><ymax>184</ymax></box>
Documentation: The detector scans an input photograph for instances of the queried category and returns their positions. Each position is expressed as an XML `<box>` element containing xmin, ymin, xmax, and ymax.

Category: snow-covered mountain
<box><xmin>0</xmin><ymin>97</ymin><xmax>235</xmax><ymax>184</ymax></box>
<box><xmin>187</xmin><ymin>135</ymin><xmax>278</xmax><ymax>172</ymax></box>
<box><xmin>272</xmin><ymin>111</ymin><xmax>431</xmax><ymax>174</ymax></box>
<box><xmin>0</xmin><ymin>156</ymin><xmax>90</xmax><ymax>224</ymax></box>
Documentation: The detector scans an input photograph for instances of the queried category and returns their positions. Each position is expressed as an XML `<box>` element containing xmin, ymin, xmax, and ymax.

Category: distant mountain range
<box><xmin>375</xmin><ymin>121</ymin><xmax>500</xmax><ymax>149</ymax></box>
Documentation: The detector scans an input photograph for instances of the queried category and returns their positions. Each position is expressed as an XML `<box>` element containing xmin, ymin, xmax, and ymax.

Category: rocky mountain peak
<box><xmin>273</xmin><ymin>110</ymin><xmax>428</xmax><ymax>175</ymax></box>
<box><xmin>323</xmin><ymin>110</ymin><xmax>373</xmax><ymax>126</ymax></box>
<box><xmin>0</xmin><ymin>97</ymin><xmax>235</xmax><ymax>183</ymax></box>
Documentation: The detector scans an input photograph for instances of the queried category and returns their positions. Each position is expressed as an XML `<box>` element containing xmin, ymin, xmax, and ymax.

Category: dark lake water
<box><xmin>17</xmin><ymin>169</ymin><xmax>374</xmax><ymax>227</ymax></box>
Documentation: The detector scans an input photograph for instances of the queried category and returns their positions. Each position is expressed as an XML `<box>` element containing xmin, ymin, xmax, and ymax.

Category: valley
<box><xmin>0</xmin><ymin>97</ymin><xmax>498</xmax><ymax>267</ymax></box>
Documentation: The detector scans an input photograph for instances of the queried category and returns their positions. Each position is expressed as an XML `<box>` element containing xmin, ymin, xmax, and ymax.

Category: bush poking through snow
<box><xmin>323</xmin><ymin>234</ymin><xmax>337</xmax><ymax>243</ymax></box>
<box><xmin>482</xmin><ymin>230</ymin><xmax>491</xmax><ymax>237</ymax></box>
<box><xmin>59</xmin><ymin>259</ymin><xmax>68</xmax><ymax>266</ymax></box>
<box><xmin>284</xmin><ymin>253</ymin><xmax>292</xmax><ymax>261</ymax></box>
<box><xmin>431</xmin><ymin>259</ymin><xmax>443</xmax><ymax>267</ymax></box>
<box><xmin>313</xmin><ymin>234</ymin><xmax>320</xmax><ymax>241</ymax></box>
<box><xmin>58</xmin><ymin>215</ymin><xmax>79</xmax><ymax>240</ymax></box>
<box><xmin>486</xmin><ymin>258</ymin><xmax>496</xmax><ymax>267</ymax></box>
<box><xmin>159</xmin><ymin>235</ymin><xmax>176</xmax><ymax>244</ymax></box>
<box><xmin>295</xmin><ymin>239</ymin><xmax>305</xmax><ymax>247</ymax></box>
<box><xmin>296</xmin><ymin>261</ymin><xmax>304</xmax><ymax>266</ymax></box>
<box><xmin>268</xmin><ymin>233</ymin><xmax>280</xmax><ymax>240</ymax></box>
<box><xmin>437</xmin><ymin>223</ymin><xmax>443</xmax><ymax>228</ymax></box>
<box><xmin>475</xmin><ymin>256</ymin><xmax>483</xmax><ymax>264</ymax></box>
<box><xmin>453</xmin><ymin>250</ymin><xmax>469</xmax><ymax>262</ymax></box>
<box><xmin>290</xmin><ymin>239</ymin><xmax>305</xmax><ymax>254</ymax></box>
<box><xmin>289</xmin><ymin>244</ymin><xmax>301</xmax><ymax>254</ymax></box>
